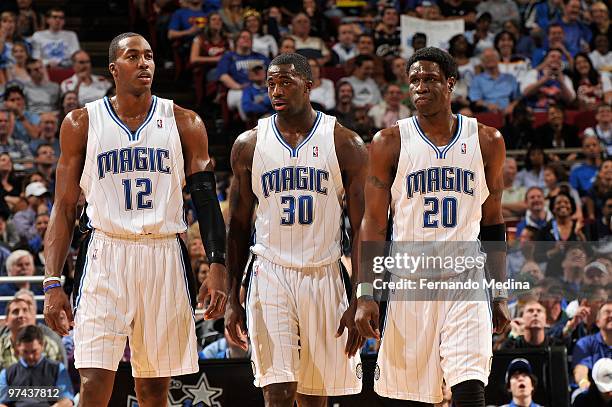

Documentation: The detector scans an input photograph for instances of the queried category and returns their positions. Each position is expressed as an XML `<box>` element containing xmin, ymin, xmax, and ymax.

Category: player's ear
<box><xmin>447</xmin><ymin>76</ymin><xmax>457</xmax><ymax>93</ymax></box>
<box><xmin>305</xmin><ymin>79</ymin><xmax>313</xmax><ymax>93</ymax></box>
<box><xmin>109</xmin><ymin>62</ymin><xmax>116</xmax><ymax>78</ymax></box>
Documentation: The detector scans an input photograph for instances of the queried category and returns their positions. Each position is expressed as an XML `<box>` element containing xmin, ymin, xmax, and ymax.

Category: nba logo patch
<box><xmin>461</xmin><ymin>143</ymin><xmax>466</xmax><ymax>154</ymax></box>
<box><xmin>157</xmin><ymin>119</ymin><xmax>163</xmax><ymax>128</ymax></box>
<box><xmin>312</xmin><ymin>146</ymin><xmax>318</xmax><ymax>157</ymax></box>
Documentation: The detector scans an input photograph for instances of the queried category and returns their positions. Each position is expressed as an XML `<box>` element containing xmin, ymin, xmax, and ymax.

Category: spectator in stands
<box><xmin>468</xmin><ymin>47</ymin><xmax>520</xmax><ymax>114</ymax></box>
<box><xmin>60</xmin><ymin>50</ymin><xmax>112</xmax><ymax>106</ymax></box>
<box><xmin>502</xmin><ymin>157</ymin><xmax>527</xmax><ymax>219</ymax></box>
<box><xmin>12</xmin><ymin>289</ymin><xmax>64</xmax><ymax>348</ymax></box>
<box><xmin>28</xmin><ymin>211</ymin><xmax>47</xmax><ymax>254</ymax></box>
<box><xmin>502</xmin><ymin>300</ymin><xmax>562</xmax><ymax>348</ymax></box>
<box><xmin>278</xmin><ymin>36</ymin><xmax>296</xmax><ymax>54</ymax></box>
<box><xmin>503</xmin><ymin>20</ymin><xmax>536</xmax><ymax>60</ymax></box>
<box><xmin>0</xmin><ymin>152</ymin><xmax>22</xmax><ymax>211</ymax></box>
<box><xmin>516</xmin><ymin>145</ymin><xmax>547</xmax><ymax>189</ymax></box>
<box><xmin>343</xmin><ymin>54</ymin><xmax>382</xmax><ymax>109</ymax></box>
<box><xmin>30</xmin><ymin>112</ymin><xmax>59</xmax><ymax>157</ymax></box>
<box><xmin>166</xmin><ymin>0</ymin><xmax>206</xmax><ymax>62</ymax></box>
<box><xmin>515</xmin><ymin>187</ymin><xmax>552</xmax><ymax>237</ymax></box>
<box><xmin>495</xmin><ymin>30</ymin><xmax>532</xmax><ymax>91</ymax></box>
<box><xmin>448</xmin><ymin>34</ymin><xmax>479</xmax><ymax>110</ymax></box>
<box><xmin>353</xmin><ymin>107</ymin><xmax>375</xmax><ymax>142</ymax></box>
<box><xmin>332</xmin><ymin>23</ymin><xmax>357</xmax><ymax>65</ymax></box>
<box><xmin>557</xmin><ymin>244</ymin><xmax>589</xmax><ymax>300</ymax></box>
<box><xmin>0</xmin><ymin>208</ymin><xmax>18</xmax><ymax>250</ymax></box>
<box><xmin>571</xmin><ymin>53</ymin><xmax>612</xmax><ymax>111</ymax></box>
<box><xmin>501</xmin><ymin>101</ymin><xmax>535</xmax><ymax>149</ymax></box>
<box><xmin>331</xmin><ymin>81</ymin><xmax>358</xmax><ymax>131</ymax></box>
<box><xmin>58</xmin><ymin>90</ymin><xmax>78</xmax><ymax>123</ymax></box>
<box><xmin>190</xmin><ymin>11</ymin><xmax>229</xmax><ymax>82</ymax></box>
<box><xmin>544</xmin><ymin>163</ymin><xmax>583</xmax><ymax>219</ymax></box>
<box><xmin>195</xmin><ymin>258</ymin><xmax>209</xmax><ymax>292</ymax></box>
<box><xmin>524</xmin><ymin>0</ymin><xmax>562</xmax><ymax>34</ymax></box>
<box><xmin>33</xmin><ymin>143</ymin><xmax>56</xmax><ymax>186</ymax></box>
<box><xmin>589</xmin><ymin>33</ymin><xmax>611</xmax><ymax>74</ymax></box>
<box><xmin>0</xmin><ymin>11</ymin><xmax>29</xmax><ymax>71</ymax></box>
<box><xmin>0</xmin><ymin>252</ymin><xmax>44</xmax><ymax>314</ymax></box>
<box><xmin>584</xmin><ymin>194</ymin><xmax>612</xmax><ymax>240</ymax></box>
<box><xmin>573</xmin><ymin>302</ymin><xmax>612</xmax><ymax>391</ymax></box>
<box><xmin>584</xmin><ymin>159</ymin><xmax>612</xmax><ymax>224</ymax></box>
<box><xmin>538</xmin><ymin>192</ymin><xmax>585</xmax><ymax>242</ymax></box>
<box><xmin>465</xmin><ymin>12</ymin><xmax>495</xmax><ymax>56</ymax></box>
<box><xmin>0</xmin><ymin>325</ymin><xmax>73</xmax><ymax>406</ymax></box>
<box><xmin>23</xmin><ymin>58</ymin><xmax>59</xmax><ymax>114</ymax></box>
<box><xmin>501</xmin><ymin>358</ymin><xmax>543</xmax><ymax>407</ymax></box>
<box><xmin>12</xmin><ymin>181</ymin><xmax>49</xmax><ymax>241</ymax></box>
<box><xmin>589</xmin><ymin>2</ymin><xmax>610</xmax><ymax>47</ymax></box>
<box><xmin>187</xmin><ymin>222</ymin><xmax>205</xmax><ymax>273</ymax></box>
<box><xmin>241</xmin><ymin>63</ymin><xmax>272</xmax><ymax>120</ymax></box>
<box><xmin>519</xmin><ymin>260</ymin><xmax>545</xmax><ymax>283</ymax></box>
<box><xmin>538</xmin><ymin>104</ymin><xmax>581</xmax><ymax>148</ymax></box>
<box><xmin>367</xmin><ymin>83</ymin><xmax>410</xmax><ymax>131</ymax></box>
<box><xmin>216</xmin><ymin>29</ymin><xmax>269</xmax><ymax>119</ymax></box>
<box><xmin>345</xmin><ymin>34</ymin><xmax>386</xmax><ymax>86</ymax></box>
<box><xmin>0</xmin><ymin>109</ymin><xmax>33</xmax><ymax>171</ymax></box>
<box><xmin>523</xmin><ymin>48</ymin><xmax>576</xmax><ymax>111</ymax></box>
<box><xmin>30</xmin><ymin>8</ymin><xmax>79</xmax><ymax>67</ymax></box>
<box><xmin>532</xmin><ymin>23</ymin><xmax>573</xmax><ymax>69</ymax></box>
<box><xmin>219</xmin><ymin>0</ymin><xmax>243</xmax><ymax>36</ymax></box>
<box><xmin>389</xmin><ymin>56</ymin><xmax>412</xmax><ymax>108</ymax></box>
<box><xmin>244</xmin><ymin>9</ymin><xmax>277</xmax><ymax>59</ymax></box>
<box><xmin>438</xmin><ymin>0</ymin><xmax>477</xmax><ymax>25</ymax></box>
<box><xmin>301</xmin><ymin>0</ymin><xmax>330</xmax><ymax>41</ymax></box>
<box><xmin>308</xmin><ymin>58</ymin><xmax>334</xmax><ymax>112</ymax></box>
<box><xmin>289</xmin><ymin>13</ymin><xmax>330</xmax><ymax>65</ymax></box>
<box><xmin>570</xmin><ymin>135</ymin><xmax>603</xmax><ymax>196</ymax></box>
<box><xmin>573</xmin><ymin>357</ymin><xmax>612</xmax><ymax>407</ymax></box>
<box><xmin>3</xmin><ymin>85</ymin><xmax>39</xmax><ymax>143</ymax></box>
<box><xmin>4</xmin><ymin>41</ymin><xmax>31</xmax><ymax>84</ymax></box>
<box><xmin>401</xmin><ymin>31</ymin><xmax>427</xmax><ymax>62</ymax></box>
<box><xmin>15</xmin><ymin>0</ymin><xmax>42</xmax><ymax>38</ymax></box>
<box><xmin>556</xmin><ymin>0</ymin><xmax>592</xmax><ymax>58</ymax></box>
<box><xmin>556</xmin><ymin>284</ymin><xmax>607</xmax><ymax>345</ymax></box>
<box><xmin>199</xmin><ymin>326</ymin><xmax>249</xmax><ymax>359</ymax></box>
<box><xmin>507</xmin><ymin>225</ymin><xmax>542</xmax><ymax>278</ymax></box>
<box><xmin>374</xmin><ymin>7</ymin><xmax>401</xmax><ymax>59</ymax></box>
<box><xmin>476</xmin><ymin>0</ymin><xmax>520</xmax><ymax>34</ymax></box>
<box><xmin>583</xmin><ymin>104</ymin><xmax>612</xmax><ymax>156</ymax></box>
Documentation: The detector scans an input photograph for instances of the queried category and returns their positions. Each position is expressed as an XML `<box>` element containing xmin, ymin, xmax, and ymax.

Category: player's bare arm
<box><xmin>354</xmin><ymin>126</ymin><xmax>400</xmax><ymax>339</ymax></box>
<box><xmin>479</xmin><ymin>123</ymin><xmax>511</xmax><ymax>334</ymax></box>
<box><xmin>44</xmin><ymin>107</ymin><xmax>88</xmax><ymax>336</ymax></box>
<box><xmin>333</xmin><ymin>123</ymin><xmax>368</xmax><ymax>357</ymax></box>
<box><xmin>176</xmin><ymin>104</ymin><xmax>228</xmax><ymax>320</ymax></box>
<box><xmin>225</xmin><ymin>129</ymin><xmax>257</xmax><ymax>350</ymax></box>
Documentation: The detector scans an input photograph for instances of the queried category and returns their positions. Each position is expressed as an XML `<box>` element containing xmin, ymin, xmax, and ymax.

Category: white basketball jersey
<box><xmin>251</xmin><ymin>112</ymin><xmax>344</xmax><ymax>268</ymax></box>
<box><xmin>80</xmin><ymin>96</ymin><xmax>187</xmax><ymax>236</ymax></box>
<box><xmin>390</xmin><ymin>114</ymin><xmax>489</xmax><ymax>242</ymax></box>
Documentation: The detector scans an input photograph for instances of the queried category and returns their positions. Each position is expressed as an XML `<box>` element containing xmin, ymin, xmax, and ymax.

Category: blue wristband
<box><xmin>43</xmin><ymin>282</ymin><xmax>62</xmax><ymax>293</ymax></box>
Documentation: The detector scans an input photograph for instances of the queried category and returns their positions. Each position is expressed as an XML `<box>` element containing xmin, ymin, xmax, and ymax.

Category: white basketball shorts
<box><xmin>245</xmin><ymin>255</ymin><xmax>362</xmax><ymax>396</ymax></box>
<box><xmin>374</xmin><ymin>274</ymin><xmax>493</xmax><ymax>403</ymax></box>
<box><xmin>73</xmin><ymin>230</ymin><xmax>199</xmax><ymax>378</ymax></box>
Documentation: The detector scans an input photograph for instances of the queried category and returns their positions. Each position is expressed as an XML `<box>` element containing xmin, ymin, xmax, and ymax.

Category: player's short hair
<box><xmin>406</xmin><ymin>47</ymin><xmax>458</xmax><ymax>80</ymax></box>
<box><xmin>269</xmin><ymin>53</ymin><xmax>313</xmax><ymax>82</ymax></box>
<box><xmin>109</xmin><ymin>32</ymin><xmax>142</xmax><ymax>64</ymax></box>
<box><xmin>16</xmin><ymin>325</ymin><xmax>44</xmax><ymax>345</ymax></box>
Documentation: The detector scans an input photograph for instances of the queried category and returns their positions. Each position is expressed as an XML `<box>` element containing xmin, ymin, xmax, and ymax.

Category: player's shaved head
<box><xmin>109</xmin><ymin>32</ymin><xmax>143</xmax><ymax>64</ymax></box>
<box><xmin>269</xmin><ymin>53</ymin><xmax>313</xmax><ymax>82</ymax></box>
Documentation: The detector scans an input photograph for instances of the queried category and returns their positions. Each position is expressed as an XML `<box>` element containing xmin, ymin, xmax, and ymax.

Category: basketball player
<box><xmin>42</xmin><ymin>33</ymin><xmax>227</xmax><ymax>406</ymax></box>
<box><xmin>225</xmin><ymin>53</ymin><xmax>366</xmax><ymax>407</ymax></box>
<box><xmin>354</xmin><ymin>47</ymin><xmax>511</xmax><ymax>406</ymax></box>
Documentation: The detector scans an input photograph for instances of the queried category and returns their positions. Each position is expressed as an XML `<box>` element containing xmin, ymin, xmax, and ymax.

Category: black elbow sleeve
<box><xmin>187</xmin><ymin>171</ymin><xmax>226</xmax><ymax>265</ymax></box>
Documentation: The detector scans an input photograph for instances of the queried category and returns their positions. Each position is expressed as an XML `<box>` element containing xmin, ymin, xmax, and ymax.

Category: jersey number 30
<box><xmin>280</xmin><ymin>195</ymin><xmax>313</xmax><ymax>225</ymax></box>
<box><xmin>122</xmin><ymin>178</ymin><xmax>153</xmax><ymax>210</ymax></box>
<box><xmin>423</xmin><ymin>196</ymin><xmax>457</xmax><ymax>228</ymax></box>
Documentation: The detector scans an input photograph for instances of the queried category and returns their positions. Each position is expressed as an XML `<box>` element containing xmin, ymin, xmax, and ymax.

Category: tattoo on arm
<box><xmin>367</xmin><ymin>175</ymin><xmax>390</xmax><ymax>189</ymax></box>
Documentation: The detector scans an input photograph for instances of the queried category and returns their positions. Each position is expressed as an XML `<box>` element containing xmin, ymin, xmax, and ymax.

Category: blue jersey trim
<box><xmin>103</xmin><ymin>96</ymin><xmax>158</xmax><ymax>141</ymax></box>
<box><xmin>270</xmin><ymin>111</ymin><xmax>322</xmax><ymax>158</ymax></box>
<box><xmin>412</xmin><ymin>114</ymin><xmax>463</xmax><ymax>159</ymax></box>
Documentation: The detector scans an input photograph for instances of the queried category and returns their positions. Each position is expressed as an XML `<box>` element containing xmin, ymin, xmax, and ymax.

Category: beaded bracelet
<box><xmin>43</xmin><ymin>282</ymin><xmax>62</xmax><ymax>293</ymax></box>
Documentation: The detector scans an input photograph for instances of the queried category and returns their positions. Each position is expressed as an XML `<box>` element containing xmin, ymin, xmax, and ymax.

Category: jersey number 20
<box><xmin>280</xmin><ymin>195</ymin><xmax>313</xmax><ymax>225</ymax></box>
<box><xmin>122</xmin><ymin>178</ymin><xmax>152</xmax><ymax>210</ymax></box>
<box><xmin>423</xmin><ymin>196</ymin><xmax>457</xmax><ymax>228</ymax></box>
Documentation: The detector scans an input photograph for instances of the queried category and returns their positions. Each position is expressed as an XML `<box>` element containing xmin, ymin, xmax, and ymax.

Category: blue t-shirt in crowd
<box><xmin>572</xmin><ymin>332</ymin><xmax>612</xmax><ymax>369</ymax></box>
<box><xmin>199</xmin><ymin>338</ymin><xmax>228</xmax><ymax>359</ymax></box>
<box><xmin>241</xmin><ymin>84</ymin><xmax>273</xmax><ymax>116</ymax></box>
<box><xmin>0</xmin><ymin>358</ymin><xmax>74</xmax><ymax>403</ymax></box>
<box><xmin>468</xmin><ymin>72</ymin><xmax>520</xmax><ymax>110</ymax></box>
<box><xmin>569</xmin><ymin>163</ymin><xmax>598</xmax><ymax>196</ymax></box>
<box><xmin>168</xmin><ymin>8</ymin><xmax>207</xmax><ymax>33</ymax></box>
<box><xmin>216</xmin><ymin>52</ymin><xmax>269</xmax><ymax>85</ymax></box>
<box><xmin>555</xmin><ymin>19</ymin><xmax>592</xmax><ymax>57</ymax></box>
<box><xmin>202</xmin><ymin>0</ymin><xmax>221</xmax><ymax>14</ymax></box>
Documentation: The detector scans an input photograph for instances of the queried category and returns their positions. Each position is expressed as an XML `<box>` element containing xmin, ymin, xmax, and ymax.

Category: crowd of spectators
<box><xmin>0</xmin><ymin>0</ymin><xmax>609</xmax><ymax>405</ymax></box>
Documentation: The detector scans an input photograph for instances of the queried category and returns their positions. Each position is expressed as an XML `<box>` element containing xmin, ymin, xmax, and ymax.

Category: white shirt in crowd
<box><xmin>332</xmin><ymin>43</ymin><xmax>357</xmax><ymax>64</ymax></box>
<box><xmin>310</xmin><ymin>78</ymin><xmax>336</xmax><ymax>111</ymax></box>
<box><xmin>252</xmin><ymin>34</ymin><xmax>278</xmax><ymax>59</ymax></box>
<box><xmin>31</xmin><ymin>29</ymin><xmax>80</xmax><ymax>67</ymax></box>
<box><xmin>60</xmin><ymin>74</ymin><xmax>113</xmax><ymax>105</ymax></box>
<box><xmin>344</xmin><ymin>76</ymin><xmax>382</xmax><ymax>107</ymax></box>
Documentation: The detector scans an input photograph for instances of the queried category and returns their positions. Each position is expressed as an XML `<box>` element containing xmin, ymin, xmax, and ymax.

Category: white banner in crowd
<box><xmin>400</xmin><ymin>16</ymin><xmax>465</xmax><ymax>59</ymax></box>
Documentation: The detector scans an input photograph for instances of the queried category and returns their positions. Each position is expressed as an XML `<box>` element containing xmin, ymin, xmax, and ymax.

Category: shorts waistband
<box><xmin>92</xmin><ymin>229</ymin><xmax>179</xmax><ymax>242</ymax></box>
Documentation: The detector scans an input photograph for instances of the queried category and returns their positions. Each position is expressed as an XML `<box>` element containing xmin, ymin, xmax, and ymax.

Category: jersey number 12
<box><xmin>122</xmin><ymin>178</ymin><xmax>153</xmax><ymax>210</ymax></box>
